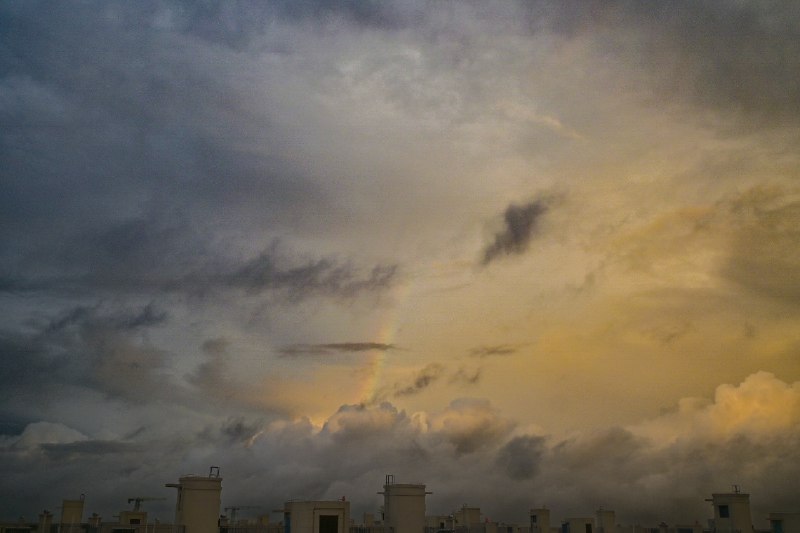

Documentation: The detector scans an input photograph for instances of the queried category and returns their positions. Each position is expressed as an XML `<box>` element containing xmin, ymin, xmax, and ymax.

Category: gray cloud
<box><xmin>0</xmin><ymin>304</ymin><xmax>178</xmax><ymax>409</ymax></box>
<box><xmin>219</xmin><ymin>417</ymin><xmax>263</xmax><ymax>445</ymax></box>
<box><xmin>374</xmin><ymin>363</ymin><xmax>482</xmax><ymax>402</ymax></box>
<box><xmin>495</xmin><ymin>435</ymin><xmax>545</xmax><ymax>481</ymax></box>
<box><xmin>449</xmin><ymin>366</ymin><xmax>482</xmax><ymax>385</ymax></box>
<box><xmin>39</xmin><ymin>440</ymin><xmax>143</xmax><ymax>460</ymax></box>
<box><xmin>1</xmin><ymin>0</ymin><xmax>799</xmax><ymax>526</ymax></box>
<box><xmin>469</xmin><ymin>345</ymin><xmax>517</xmax><ymax>358</ymax></box>
<box><xmin>481</xmin><ymin>200</ymin><xmax>549</xmax><ymax>266</ymax></box>
<box><xmin>279</xmin><ymin>342</ymin><xmax>396</xmax><ymax>357</ymax></box>
<box><xmin>2</xmin><ymin>218</ymin><xmax>397</xmax><ymax>302</ymax></box>
<box><xmin>538</xmin><ymin>1</ymin><xmax>800</xmax><ymax>128</ymax></box>
<box><xmin>720</xmin><ymin>187</ymin><xmax>800</xmax><ymax>305</ymax></box>
<box><xmin>2</xmin><ymin>377</ymin><xmax>800</xmax><ymax>525</ymax></box>
<box><xmin>393</xmin><ymin>363</ymin><xmax>444</xmax><ymax>397</ymax></box>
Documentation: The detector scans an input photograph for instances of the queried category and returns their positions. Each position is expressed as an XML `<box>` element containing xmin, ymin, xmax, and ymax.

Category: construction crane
<box><xmin>127</xmin><ymin>497</ymin><xmax>166</xmax><ymax>511</ymax></box>
<box><xmin>224</xmin><ymin>506</ymin><xmax>260</xmax><ymax>524</ymax></box>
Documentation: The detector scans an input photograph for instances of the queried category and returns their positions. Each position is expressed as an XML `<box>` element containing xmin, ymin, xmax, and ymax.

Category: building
<box><xmin>281</xmin><ymin>500</ymin><xmax>350</xmax><ymax>533</ymax></box>
<box><xmin>768</xmin><ymin>514</ymin><xmax>800</xmax><ymax>533</ymax></box>
<box><xmin>562</xmin><ymin>518</ymin><xmax>595</xmax><ymax>533</ymax></box>
<box><xmin>708</xmin><ymin>491</ymin><xmax>753</xmax><ymax>533</ymax></box>
<box><xmin>378</xmin><ymin>475</ymin><xmax>429</xmax><ymax>533</ymax></box>
<box><xmin>530</xmin><ymin>509</ymin><xmax>551</xmax><ymax>533</ymax></box>
<box><xmin>166</xmin><ymin>467</ymin><xmax>223</xmax><ymax>533</ymax></box>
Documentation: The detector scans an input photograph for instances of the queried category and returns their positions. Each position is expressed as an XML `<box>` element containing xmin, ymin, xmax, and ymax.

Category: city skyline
<box><xmin>1</xmin><ymin>0</ymin><xmax>799</xmax><ymax>526</ymax></box>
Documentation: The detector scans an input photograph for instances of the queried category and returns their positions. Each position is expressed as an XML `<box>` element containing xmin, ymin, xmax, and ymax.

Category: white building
<box><xmin>378</xmin><ymin>475</ymin><xmax>429</xmax><ymax>533</ymax></box>
<box><xmin>166</xmin><ymin>467</ymin><xmax>223</xmax><ymax>533</ymax></box>
<box><xmin>281</xmin><ymin>500</ymin><xmax>350</xmax><ymax>533</ymax></box>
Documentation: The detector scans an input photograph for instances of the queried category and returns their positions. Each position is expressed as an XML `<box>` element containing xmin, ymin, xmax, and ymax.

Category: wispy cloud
<box><xmin>469</xmin><ymin>345</ymin><xmax>518</xmax><ymax>358</ymax></box>
<box><xmin>278</xmin><ymin>342</ymin><xmax>397</xmax><ymax>357</ymax></box>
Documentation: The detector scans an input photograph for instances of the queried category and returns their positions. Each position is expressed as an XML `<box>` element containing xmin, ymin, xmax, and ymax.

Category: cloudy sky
<box><xmin>2</xmin><ymin>0</ymin><xmax>800</xmax><ymax>527</ymax></box>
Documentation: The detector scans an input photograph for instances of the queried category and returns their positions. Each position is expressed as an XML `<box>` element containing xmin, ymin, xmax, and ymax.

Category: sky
<box><xmin>1</xmin><ymin>0</ymin><xmax>800</xmax><ymax>527</ymax></box>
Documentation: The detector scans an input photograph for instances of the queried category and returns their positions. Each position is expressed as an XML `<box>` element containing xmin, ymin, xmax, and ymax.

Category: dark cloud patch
<box><xmin>495</xmin><ymin>435</ymin><xmax>545</xmax><ymax>480</ymax></box>
<box><xmin>279</xmin><ymin>342</ymin><xmax>396</xmax><ymax>357</ymax></box>
<box><xmin>45</xmin><ymin>303</ymin><xmax>167</xmax><ymax>333</ymax></box>
<box><xmin>394</xmin><ymin>364</ymin><xmax>444</xmax><ymax>397</ymax></box>
<box><xmin>432</xmin><ymin>399</ymin><xmax>515</xmax><ymax>456</ymax></box>
<box><xmin>481</xmin><ymin>200</ymin><xmax>549</xmax><ymax>266</ymax></box>
<box><xmin>449</xmin><ymin>366</ymin><xmax>482</xmax><ymax>385</ymax></box>
<box><xmin>2</xmin><ymin>221</ymin><xmax>398</xmax><ymax>301</ymax></box>
<box><xmin>0</xmin><ymin>333</ymin><xmax>68</xmax><ymax>394</ymax></box>
<box><xmin>469</xmin><ymin>345</ymin><xmax>517</xmax><ymax>358</ymax></box>
<box><xmin>220</xmin><ymin>417</ymin><xmax>263</xmax><ymax>445</ymax></box>
<box><xmin>375</xmin><ymin>363</ymin><xmax>481</xmax><ymax>402</ymax></box>
<box><xmin>539</xmin><ymin>1</ymin><xmax>800</xmax><ymax>128</ymax></box>
<box><xmin>222</xmin><ymin>256</ymin><xmax>397</xmax><ymax>300</ymax></box>
<box><xmin>39</xmin><ymin>440</ymin><xmax>142</xmax><ymax>460</ymax></box>
<box><xmin>187</xmin><ymin>338</ymin><xmax>229</xmax><ymax>392</ymax></box>
<box><xmin>1</xmin><ymin>303</ymin><xmax>177</xmax><ymax>406</ymax></box>
<box><xmin>272</xmin><ymin>0</ymin><xmax>418</xmax><ymax>31</ymax></box>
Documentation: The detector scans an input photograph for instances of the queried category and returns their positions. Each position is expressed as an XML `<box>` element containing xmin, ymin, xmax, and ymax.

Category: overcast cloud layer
<box><xmin>2</xmin><ymin>0</ymin><xmax>799</xmax><ymax>527</ymax></box>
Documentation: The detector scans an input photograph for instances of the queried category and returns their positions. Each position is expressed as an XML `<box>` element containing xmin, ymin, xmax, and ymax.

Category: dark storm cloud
<box><xmin>39</xmin><ymin>440</ymin><xmax>142</xmax><ymax>460</ymax></box>
<box><xmin>1</xmin><ymin>2</ymin><xmax>397</xmax><ymax>306</ymax></box>
<box><xmin>45</xmin><ymin>303</ymin><xmax>168</xmax><ymax>333</ymax></box>
<box><xmin>219</xmin><ymin>417</ymin><xmax>263</xmax><ymax>444</ymax></box>
<box><xmin>2</xmin><ymin>376</ymin><xmax>800</xmax><ymax>525</ymax></box>
<box><xmin>2</xmin><ymin>220</ymin><xmax>398</xmax><ymax>301</ymax></box>
<box><xmin>540</xmin><ymin>0</ymin><xmax>800</xmax><ymax>127</ymax></box>
<box><xmin>187</xmin><ymin>338</ymin><xmax>229</xmax><ymax>391</ymax></box>
<box><xmin>1</xmin><ymin>304</ymin><xmax>175</xmax><ymax>406</ymax></box>
<box><xmin>279</xmin><ymin>342</ymin><xmax>396</xmax><ymax>357</ymax></box>
<box><xmin>495</xmin><ymin>435</ymin><xmax>545</xmax><ymax>481</ymax></box>
<box><xmin>481</xmin><ymin>200</ymin><xmax>549</xmax><ymax>266</ymax></box>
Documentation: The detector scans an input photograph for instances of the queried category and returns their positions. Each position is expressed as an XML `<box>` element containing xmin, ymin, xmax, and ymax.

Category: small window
<box><xmin>586</xmin><ymin>524</ymin><xmax>593</xmax><ymax>533</ymax></box>
<box><xmin>129</xmin><ymin>520</ymin><xmax>141</xmax><ymax>525</ymax></box>
<box><xmin>719</xmin><ymin>506</ymin><xmax>730</xmax><ymax>518</ymax></box>
<box><xmin>532</xmin><ymin>517</ymin><xmax>538</xmax><ymax>524</ymax></box>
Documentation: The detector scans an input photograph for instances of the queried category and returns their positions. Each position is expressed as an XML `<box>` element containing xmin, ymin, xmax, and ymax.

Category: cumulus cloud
<box><xmin>425</xmin><ymin>398</ymin><xmax>515</xmax><ymax>455</ymax></box>
<box><xmin>1</xmin><ymin>373</ymin><xmax>799</xmax><ymax>525</ymax></box>
<box><xmin>481</xmin><ymin>200</ymin><xmax>549</xmax><ymax>266</ymax></box>
<box><xmin>495</xmin><ymin>435</ymin><xmax>545</xmax><ymax>480</ymax></box>
<box><xmin>7</xmin><ymin>421</ymin><xmax>88</xmax><ymax>450</ymax></box>
<box><xmin>632</xmin><ymin>371</ymin><xmax>800</xmax><ymax>445</ymax></box>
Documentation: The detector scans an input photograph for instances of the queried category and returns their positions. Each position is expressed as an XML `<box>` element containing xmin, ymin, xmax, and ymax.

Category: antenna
<box><xmin>224</xmin><ymin>506</ymin><xmax>260</xmax><ymax>523</ymax></box>
<box><xmin>127</xmin><ymin>498</ymin><xmax>166</xmax><ymax>511</ymax></box>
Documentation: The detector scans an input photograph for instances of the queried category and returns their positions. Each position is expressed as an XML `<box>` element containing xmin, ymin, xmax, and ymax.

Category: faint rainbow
<box><xmin>358</xmin><ymin>279</ymin><xmax>413</xmax><ymax>404</ymax></box>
